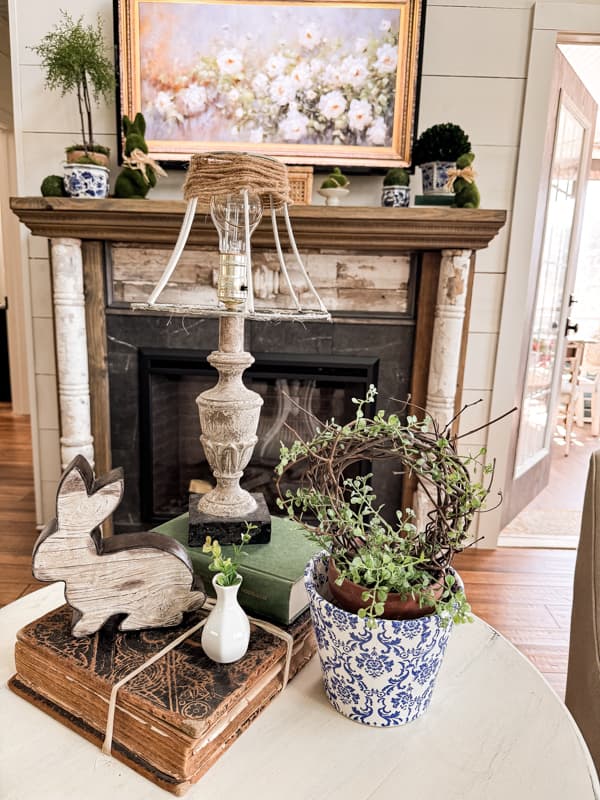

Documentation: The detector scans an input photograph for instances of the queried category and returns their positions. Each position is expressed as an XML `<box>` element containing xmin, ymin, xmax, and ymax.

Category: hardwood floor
<box><xmin>0</xmin><ymin>404</ymin><xmax>576</xmax><ymax>698</ymax></box>
<box><xmin>0</xmin><ymin>403</ymin><xmax>43</xmax><ymax>606</ymax></box>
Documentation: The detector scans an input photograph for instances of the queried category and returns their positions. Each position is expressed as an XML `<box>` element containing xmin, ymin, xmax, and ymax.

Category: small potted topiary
<box><xmin>412</xmin><ymin>123</ymin><xmax>471</xmax><ymax>196</ymax></box>
<box><xmin>317</xmin><ymin>167</ymin><xmax>350</xmax><ymax>206</ymax></box>
<box><xmin>32</xmin><ymin>12</ymin><xmax>115</xmax><ymax>198</ymax></box>
<box><xmin>276</xmin><ymin>387</ymin><xmax>511</xmax><ymax>726</ymax></box>
<box><xmin>381</xmin><ymin>167</ymin><xmax>410</xmax><ymax>208</ymax></box>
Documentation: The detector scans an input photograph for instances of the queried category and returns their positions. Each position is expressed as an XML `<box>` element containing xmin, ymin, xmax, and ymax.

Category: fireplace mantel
<box><xmin>12</xmin><ymin>197</ymin><xmax>506</xmax><ymax>522</ymax></box>
<box><xmin>11</xmin><ymin>197</ymin><xmax>505</xmax><ymax>252</ymax></box>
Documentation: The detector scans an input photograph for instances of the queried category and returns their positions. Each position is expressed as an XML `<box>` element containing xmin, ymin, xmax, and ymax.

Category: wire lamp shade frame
<box><xmin>137</xmin><ymin>152</ymin><xmax>330</xmax><ymax>322</ymax></box>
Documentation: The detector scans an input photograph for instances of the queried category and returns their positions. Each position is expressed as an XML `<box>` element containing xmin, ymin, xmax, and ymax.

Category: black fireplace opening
<box><xmin>139</xmin><ymin>349</ymin><xmax>379</xmax><ymax>526</ymax></box>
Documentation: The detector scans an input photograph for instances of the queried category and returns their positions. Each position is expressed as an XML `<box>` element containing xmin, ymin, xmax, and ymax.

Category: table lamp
<box><xmin>136</xmin><ymin>152</ymin><xmax>330</xmax><ymax>544</ymax></box>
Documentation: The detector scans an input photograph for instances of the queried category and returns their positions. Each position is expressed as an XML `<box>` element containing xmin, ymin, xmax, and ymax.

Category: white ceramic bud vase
<box><xmin>201</xmin><ymin>574</ymin><xmax>250</xmax><ymax>663</ymax></box>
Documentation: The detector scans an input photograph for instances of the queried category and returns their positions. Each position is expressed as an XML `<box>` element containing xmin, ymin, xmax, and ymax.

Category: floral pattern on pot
<box><xmin>381</xmin><ymin>185</ymin><xmax>409</xmax><ymax>208</ymax></box>
<box><xmin>63</xmin><ymin>163</ymin><xmax>109</xmax><ymax>198</ymax></box>
<box><xmin>304</xmin><ymin>553</ymin><xmax>455</xmax><ymax>726</ymax></box>
<box><xmin>420</xmin><ymin>161</ymin><xmax>455</xmax><ymax>195</ymax></box>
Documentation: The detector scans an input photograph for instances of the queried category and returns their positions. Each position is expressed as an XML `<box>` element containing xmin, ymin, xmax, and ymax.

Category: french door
<box><xmin>504</xmin><ymin>49</ymin><xmax>596</xmax><ymax>522</ymax></box>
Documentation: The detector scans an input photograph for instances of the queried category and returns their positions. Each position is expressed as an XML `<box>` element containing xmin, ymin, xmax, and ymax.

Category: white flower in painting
<box><xmin>228</xmin><ymin>88</ymin><xmax>240</xmax><ymax>103</ymax></box>
<box><xmin>348</xmin><ymin>99</ymin><xmax>373</xmax><ymax>131</ymax></box>
<box><xmin>266</xmin><ymin>54</ymin><xmax>288</xmax><ymax>78</ymax></box>
<box><xmin>375</xmin><ymin>43</ymin><xmax>397</xmax><ymax>73</ymax></box>
<box><xmin>249</xmin><ymin>127</ymin><xmax>264</xmax><ymax>143</ymax></box>
<box><xmin>310</xmin><ymin>58</ymin><xmax>324</xmax><ymax>77</ymax></box>
<box><xmin>290</xmin><ymin>63</ymin><xmax>312</xmax><ymax>91</ymax></box>
<box><xmin>366</xmin><ymin>116</ymin><xmax>387</xmax><ymax>145</ymax></box>
<box><xmin>270</xmin><ymin>76</ymin><xmax>296</xmax><ymax>106</ymax></box>
<box><xmin>154</xmin><ymin>91</ymin><xmax>183</xmax><ymax>123</ymax></box>
<box><xmin>354</xmin><ymin>37</ymin><xmax>368</xmax><ymax>53</ymax></box>
<box><xmin>279</xmin><ymin>109</ymin><xmax>309</xmax><ymax>141</ymax></box>
<box><xmin>217</xmin><ymin>48</ymin><xmax>243</xmax><ymax>76</ymax></box>
<box><xmin>323</xmin><ymin>64</ymin><xmax>344</xmax><ymax>89</ymax></box>
<box><xmin>175</xmin><ymin>83</ymin><xmax>207</xmax><ymax>116</ymax></box>
<box><xmin>299</xmin><ymin>24</ymin><xmax>320</xmax><ymax>50</ymax></box>
<box><xmin>235</xmin><ymin>107</ymin><xmax>244</xmax><ymax>119</ymax></box>
<box><xmin>318</xmin><ymin>90</ymin><xmax>347</xmax><ymax>119</ymax></box>
<box><xmin>379</xmin><ymin>19</ymin><xmax>392</xmax><ymax>32</ymax></box>
<box><xmin>340</xmin><ymin>56</ymin><xmax>369</xmax><ymax>88</ymax></box>
<box><xmin>252</xmin><ymin>73</ymin><xmax>269</xmax><ymax>95</ymax></box>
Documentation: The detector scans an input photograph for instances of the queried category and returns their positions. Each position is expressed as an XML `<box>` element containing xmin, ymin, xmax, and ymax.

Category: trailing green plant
<box><xmin>412</xmin><ymin>123</ymin><xmax>471</xmax><ymax>166</ymax></box>
<box><xmin>31</xmin><ymin>12</ymin><xmax>115</xmax><ymax>158</ymax></box>
<box><xmin>383</xmin><ymin>167</ymin><xmax>410</xmax><ymax>187</ymax></box>
<box><xmin>276</xmin><ymin>386</ymin><xmax>513</xmax><ymax>625</ymax></box>
<box><xmin>202</xmin><ymin>530</ymin><xmax>252</xmax><ymax>586</ymax></box>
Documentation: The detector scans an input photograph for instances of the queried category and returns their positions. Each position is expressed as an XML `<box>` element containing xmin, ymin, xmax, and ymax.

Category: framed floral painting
<box><xmin>116</xmin><ymin>0</ymin><xmax>423</xmax><ymax>166</ymax></box>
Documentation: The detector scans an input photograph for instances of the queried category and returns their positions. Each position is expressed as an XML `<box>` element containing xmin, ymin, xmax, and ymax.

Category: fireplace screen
<box><xmin>140</xmin><ymin>351</ymin><xmax>378</xmax><ymax>524</ymax></box>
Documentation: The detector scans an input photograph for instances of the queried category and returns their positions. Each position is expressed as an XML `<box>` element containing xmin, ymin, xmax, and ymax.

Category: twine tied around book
<box><xmin>101</xmin><ymin>601</ymin><xmax>294</xmax><ymax>756</ymax></box>
<box><xmin>445</xmin><ymin>165</ymin><xmax>476</xmax><ymax>192</ymax></box>
<box><xmin>183</xmin><ymin>152</ymin><xmax>290</xmax><ymax>209</ymax></box>
<box><xmin>121</xmin><ymin>148</ymin><xmax>168</xmax><ymax>184</ymax></box>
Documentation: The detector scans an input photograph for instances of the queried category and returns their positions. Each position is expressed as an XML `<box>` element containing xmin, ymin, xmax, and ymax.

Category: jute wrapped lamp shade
<box><xmin>135</xmin><ymin>153</ymin><xmax>330</xmax><ymax>543</ymax></box>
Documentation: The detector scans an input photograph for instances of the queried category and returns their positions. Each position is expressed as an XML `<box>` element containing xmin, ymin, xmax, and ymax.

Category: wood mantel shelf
<box><xmin>11</xmin><ymin>197</ymin><xmax>506</xmax><ymax>252</ymax></box>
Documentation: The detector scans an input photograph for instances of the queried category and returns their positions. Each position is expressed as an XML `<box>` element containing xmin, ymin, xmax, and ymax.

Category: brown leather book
<box><xmin>10</xmin><ymin>605</ymin><xmax>315</xmax><ymax>795</ymax></box>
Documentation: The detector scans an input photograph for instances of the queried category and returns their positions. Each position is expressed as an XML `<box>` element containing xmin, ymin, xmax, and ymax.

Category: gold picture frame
<box><xmin>117</xmin><ymin>0</ymin><xmax>423</xmax><ymax>167</ymax></box>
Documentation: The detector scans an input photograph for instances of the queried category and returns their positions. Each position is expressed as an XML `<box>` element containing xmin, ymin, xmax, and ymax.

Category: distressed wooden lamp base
<box><xmin>188</xmin><ymin>492</ymin><xmax>271</xmax><ymax>547</ymax></box>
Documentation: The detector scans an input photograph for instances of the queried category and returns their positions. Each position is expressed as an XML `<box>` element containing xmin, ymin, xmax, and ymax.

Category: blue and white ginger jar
<box><xmin>304</xmin><ymin>554</ymin><xmax>455</xmax><ymax>726</ymax></box>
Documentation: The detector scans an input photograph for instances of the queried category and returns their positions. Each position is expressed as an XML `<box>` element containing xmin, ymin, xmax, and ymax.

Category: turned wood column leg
<box><xmin>416</xmin><ymin>249</ymin><xmax>472</xmax><ymax>526</ymax></box>
<box><xmin>50</xmin><ymin>238</ymin><xmax>94</xmax><ymax>470</ymax></box>
<box><xmin>425</xmin><ymin>249</ymin><xmax>473</xmax><ymax>427</ymax></box>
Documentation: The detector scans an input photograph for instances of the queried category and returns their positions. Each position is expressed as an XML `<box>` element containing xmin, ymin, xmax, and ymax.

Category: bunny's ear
<box><xmin>56</xmin><ymin>458</ymin><xmax>124</xmax><ymax>533</ymax></box>
<box><xmin>122</xmin><ymin>115</ymin><xmax>132</xmax><ymax>136</ymax></box>
<box><xmin>133</xmin><ymin>112</ymin><xmax>146</xmax><ymax>136</ymax></box>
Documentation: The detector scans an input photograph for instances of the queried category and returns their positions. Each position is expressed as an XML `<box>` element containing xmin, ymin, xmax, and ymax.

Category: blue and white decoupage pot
<box><xmin>420</xmin><ymin>161</ymin><xmax>456</xmax><ymax>195</ymax></box>
<box><xmin>63</xmin><ymin>163</ymin><xmax>110</xmax><ymax>198</ymax></box>
<box><xmin>304</xmin><ymin>554</ymin><xmax>455</xmax><ymax>726</ymax></box>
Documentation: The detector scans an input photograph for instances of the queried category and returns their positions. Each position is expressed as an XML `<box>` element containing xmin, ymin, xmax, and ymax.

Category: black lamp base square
<box><xmin>187</xmin><ymin>493</ymin><xmax>272</xmax><ymax>547</ymax></box>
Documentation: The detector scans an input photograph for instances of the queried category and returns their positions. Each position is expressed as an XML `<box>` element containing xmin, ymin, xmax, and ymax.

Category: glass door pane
<box><xmin>515</xmin><ymin>102</ymin><xmax>585</xmax><ymax>473</ymax></box>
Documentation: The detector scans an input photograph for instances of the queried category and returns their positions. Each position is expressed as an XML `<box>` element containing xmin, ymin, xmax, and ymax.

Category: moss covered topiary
<box><xmin>320</xmin><ymin>166</ymin><xmax>350</xmax><ymax>189</ymax></box>
<box><xmin>40</xmin><ymin>175</ymin><xmax>68</xmax><ymax>197</ymax></box>
<box><xmin>412</xmin><ymin>123</ymin><xmax>471</xmax><ymax>166</ymax></box>
<box><xmin>383</xmin><ymin>167</ymin><xmax>409</xmax><ymax>187</ymax></box>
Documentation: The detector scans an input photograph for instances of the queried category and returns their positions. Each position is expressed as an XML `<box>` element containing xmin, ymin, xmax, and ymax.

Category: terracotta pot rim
<box><xmin>327</xmin><ymin>556</ymin><xmax>444</xmax><ymax>621</ymax></box>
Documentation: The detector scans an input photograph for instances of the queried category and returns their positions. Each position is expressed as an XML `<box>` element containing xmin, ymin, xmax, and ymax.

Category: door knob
<box><xmin>565</xmin><ymin>319</ymin><xmax>579</xmax><ymax>335</ymax></box>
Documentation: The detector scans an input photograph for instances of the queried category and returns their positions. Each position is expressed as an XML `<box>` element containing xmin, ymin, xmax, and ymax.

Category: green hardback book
<box><xmin>414</xmin><ymin>194</ymin><xmax>455</xmax><ymax>206</ymax></box>
<box><xmin>153</xmin><ymin>514</ymin><xmax>321</xmax><ymax>625</ymax></box>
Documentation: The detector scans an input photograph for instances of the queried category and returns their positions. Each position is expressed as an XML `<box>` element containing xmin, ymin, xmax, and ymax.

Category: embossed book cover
<box><xmin>10</xmin><ymin>605</ymin><xmax>315</xmax><ymax>795</ymax></box>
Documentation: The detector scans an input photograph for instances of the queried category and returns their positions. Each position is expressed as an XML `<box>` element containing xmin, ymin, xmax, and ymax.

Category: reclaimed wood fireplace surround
<box><xmin>12</xmin><ymin>198</ymin><xmax>505</xmax><ymax>528</ymax></box>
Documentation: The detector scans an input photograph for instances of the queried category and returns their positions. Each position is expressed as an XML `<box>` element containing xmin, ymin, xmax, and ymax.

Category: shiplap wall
<box><xmin>7</xmin><ymin>0</ymin><xmax>575</xmax><ymax>528</ymax></box>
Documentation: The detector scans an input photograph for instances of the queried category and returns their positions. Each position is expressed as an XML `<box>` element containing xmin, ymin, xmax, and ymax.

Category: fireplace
<box><xmin>139</xmin><ymin>349</ymin><xmax>378</xmax><ymax>525</ymax></box>
<box><xmin>108</xmin><ymin>312</ymin><xmax>415</xmax><ymax>532</ymax></box>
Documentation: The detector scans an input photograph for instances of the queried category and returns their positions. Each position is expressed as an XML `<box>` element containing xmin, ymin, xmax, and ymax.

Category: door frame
<box><xmin>479</xmin><ymin>2</ymin><xmax>600</xmax><ymax>547</ymax></box>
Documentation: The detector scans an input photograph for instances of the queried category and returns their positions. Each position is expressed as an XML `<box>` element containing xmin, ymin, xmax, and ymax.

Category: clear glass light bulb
<box><xmin>210</xmin><ymin>192</ymin><xmax>262</xmax><ymax>310</ymax></box>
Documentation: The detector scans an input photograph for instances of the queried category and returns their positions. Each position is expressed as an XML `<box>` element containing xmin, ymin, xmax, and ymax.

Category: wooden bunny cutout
<box><xmin>33</xmin><ymin>456</ymin><xmax>206</xmax><ymax>637</ymax></box>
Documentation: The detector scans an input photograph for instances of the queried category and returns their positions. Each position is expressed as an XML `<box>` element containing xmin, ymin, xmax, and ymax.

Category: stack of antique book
<box><xmin>10</xmin><ymin>602</ymin><xmax>315</xmax><ymax>795</ymax></box>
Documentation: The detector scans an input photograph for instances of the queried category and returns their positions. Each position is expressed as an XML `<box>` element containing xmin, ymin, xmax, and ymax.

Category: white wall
<box><xmin>8</xmin><ymin>0</ymin><xmax>581</xmax><ymax>531</ymax></box>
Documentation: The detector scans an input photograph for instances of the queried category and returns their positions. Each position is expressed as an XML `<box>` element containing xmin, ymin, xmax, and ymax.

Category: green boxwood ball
<box><xmin>41</xmin><ymin>175</ymin><xmax>68</xmax><ymax>197</ymax></box>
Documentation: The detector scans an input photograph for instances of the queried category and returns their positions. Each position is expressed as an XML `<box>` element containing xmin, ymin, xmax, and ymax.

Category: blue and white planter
<box><xmin>420</xmin><ymin>161</ymin><xmax>456</xmax><ymax>195</ymax></box>
<box><xmin>381</xmin><ymin>185</ymin><xmax>410</xmax><ymax>208</ymax></box>
<box><xmin>304</xmin><ymin>554</ymin><xmax>455</xmax><ymax>727</ymax></box>
<box><xmin>63</xmin><ymin>163</ymin><xmax>109</xmax><ymax>198</ymax></box>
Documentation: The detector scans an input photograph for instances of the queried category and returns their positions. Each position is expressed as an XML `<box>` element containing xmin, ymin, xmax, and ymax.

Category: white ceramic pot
<box><xmin>201</xmin><ymin>574</ymin><xmax>250</xmax><ymax>663</ymax></box>
<box><xmin>63</xmin><ymin>163</ymin><xmax>109</xmax><ymax>199</ymax></box>
<box><xmin>317</xmin><ymin>187</ymin><xmax>350</xmax><ymax>206</ymax></box>
<box><xmin>420</xmin><ymin>161</ymin><xmax>456</xmax><ymax>195</ymax></box>
<box><xmin>304</xmin><ymin>554</ymin><xmax>455</xmax><ymax>726</ymax></box>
